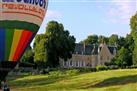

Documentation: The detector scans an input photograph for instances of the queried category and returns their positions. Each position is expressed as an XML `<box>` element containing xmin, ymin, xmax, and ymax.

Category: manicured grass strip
<box><xmin>0</xmin><ymin>20</ymin><xmax>39</xmax><ymax>33</ymax></box>
<box><xmin>8</xmin><ymin>69</ymin><xmax>137</xmax><ymax>91</ymax></box>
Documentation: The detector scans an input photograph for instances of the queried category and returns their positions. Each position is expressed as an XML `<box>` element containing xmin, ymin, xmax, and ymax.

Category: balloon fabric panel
<box><xmin>9</xmin><ymin>30</ymin><xmax>23</xmax><ymax>61</ymax></box>
<box><xmin>5</xmin><ymin>29</ymin><xmax>14</xmax><ymax>61</ymax></box>
<box><xmin>0</xmin><ymin>28</ymin><xmax>5</xmax><ymax>61</ymax></box>
<box><xmin>13</xmin><ymin>30</ymin><xmax>33</xmax><ymax>61</ymax></box>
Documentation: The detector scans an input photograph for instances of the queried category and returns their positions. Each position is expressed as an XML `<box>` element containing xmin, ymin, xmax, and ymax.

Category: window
<box><xmin>76</xmin><ymin>61</ymin><xmax>78</xmax><ymax>67</ymax></box>
<box><xmin>64</xmin><ymin>62</ymin><xmax>66</xmax><ymax>66</ymax></box>
<box><xmin>70</xmin><ymin>61</ymin><xmax>72</xmax><ymax>66</ymax></box>
<box><xmin>81</xmin><ymin>61</ymin><xmax>83</xmax><ymax>67</ymax></box>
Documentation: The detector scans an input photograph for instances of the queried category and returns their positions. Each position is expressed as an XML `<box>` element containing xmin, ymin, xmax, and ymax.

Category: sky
<box><xmin>37</xmin><ymin>0</ymin><xmax>137</xmax><ymax>43</ymax></box>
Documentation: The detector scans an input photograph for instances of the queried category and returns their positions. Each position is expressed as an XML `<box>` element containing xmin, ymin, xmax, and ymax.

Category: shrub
<box><xmin>39</xmin><ymin>69</ymin><xmax>49</xmax><ymax>74</ymax></box>
<box><xmin>96</xmin><ymin>65</ymin><xmax>108</xmax><ymax>71</ymax></box>
<box><xmin>48</xmin><ymin>71</ymin><xmax>63</xmax><ymax>78</ymax></box>
<box><xmin>128</xmin><ymin>65</ymin><xmax>137</xmax><ymax>69</ymax></box>
<box><xmin>108</xmin><ymin>65</ymin><xmax>119</xmax><ymax>70</ymax></box>
<box><xmin>77</xmin><ymin>67</ymin><xmax>96</xmax><ymax>73</ymax></box>
<box><xmin>66</xmin><ymin>69</ymin><xmax>79</xmax><ymax>76</ymax></box>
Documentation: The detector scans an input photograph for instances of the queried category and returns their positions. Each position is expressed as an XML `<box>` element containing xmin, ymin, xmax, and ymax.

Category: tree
<box><xmin>98</xmin><ymin>35</ymin><xmax>109</xmax><ymax>44</ymax></box>
<box><xmin>117</xmin><ymin>37</ymin><xmax>126</xmax><ymax>49</ymax></box>
<box><xmin>125</xmin><ymin>34</ymin><xmax>134</xmax><ymax>52</ymax></box>
<box><xmin>130</xmin><ymin>13</ymin><xmax>137</xmax><ymax>65</ymax></box>
<box><xmin>33</xmin><ymin>34</ymin><xmax>47</xmax><ymax>68</ymax></box>
<box><xmin>109</xmin><ymin>34</ymin><xmax>118</xmax><ymax>45</ymax></box>
<box><xmin>114</xmin><ymin>47</ymin><xmax>132</xmax><ymax>67</ymax></box>
<box><xmin>45</xmin><ymin>21</ymin><xmax>76</xmax><ymax>67</ymax></box>
<box><xmin>20</xmin><ymin>46</ymin><xmax>34</xmax><ymax>64</ymax></box>
<box><xmin>33</xmin><ymin>21</ymin><xmax>76</xmax><ymax>68</ymax></box>
<box><xmin>81</xmin><ymin>35</ymin><xmax>98</xmax><ymax>44</ymax></box>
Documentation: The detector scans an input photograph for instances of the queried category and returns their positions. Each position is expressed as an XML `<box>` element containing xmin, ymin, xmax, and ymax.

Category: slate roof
<box><xmin>73</xmin><ymin>43</ymin><xmax>116</xmax><ymax>55</ymax></box>
<box><xmin>108</xmin><ymin>46</ymin><xmax>117</xmax><ymax>55</ymax></box>
<box><xmin>73</xmin><ymin>43</ymin><xmax>98</xmax><ymax>55</ymax></box>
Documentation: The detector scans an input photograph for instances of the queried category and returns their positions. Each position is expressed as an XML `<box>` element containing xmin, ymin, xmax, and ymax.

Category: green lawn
<box><xmin>8</xmin><ymin>69</ymin><xmax>137</xmax><ymax>91</ymax></box>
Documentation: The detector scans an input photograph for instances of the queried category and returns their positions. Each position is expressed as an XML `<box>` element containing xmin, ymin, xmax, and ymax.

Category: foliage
<box><xmin>65</xmin><ymin>69</ymin><xmax>79</xmax><ymax>76</ymax></box>
<box><xmin>133</xmin><ymin>47</ymin><xmax>137</xmax><ymax>65</ymax></box>
<box><xmin>130</xmin><ymin>13</ymin><xmax>137</xmax><ymax>65</ymax></box>
<box><xmin>20</xmin><ymin>46</ymin><xmax>34</xmax><ymax>64</ymax></box>
<box><xmin>48</xmin><ymin>71</ymin><xmax>63</xmax><ymax>78</ymax></box>
<box><xmin>117</xmin><ymin>37</ymin><xmax>125</xmax><ymax>49</ymax></box>
<box><xmin>98</xmin><ymin>35</ymin><xmax>109</xmax><ymax>44</ymax></box>
<box><xmin>114</xmin><ymin>47</ymin><xmax>132</xmax><ymax>68</ymax></box>
<box><xmin>75</xmin><ymin>67</ymin><xmax>96</xmax><ymax>72</ymax></box>
<box><xmin>109</xmin><ymin>34</ymin><xmax>118</xmax><ymax>46</ymax></box>
<box><xmin>107</xmin><ymin>33</ymin><xmax>134</xmax><ymax>67</ymax></box>
<box><xmin>33</xmin><ymin>34</ymin><xmax>47</xmax><ymax>68</ymax></box>
<box><xmin>96</xmin><ymin>65</ymin><xmax>108</xmax><ymax>71</ymax></box>
<box><xmin>81</xmin><ymin>35</ymin><xmax>98</xmax><ymax>44</ymax></box>
<box><xmin>33</xmin><ymin>21</ymin><xmax>76</xmax><ymax>68</ymax></box>
<box><xmin>45</xmin><ymin>21</ymin><xmax>76</xmax><ymax>67</ymax></box>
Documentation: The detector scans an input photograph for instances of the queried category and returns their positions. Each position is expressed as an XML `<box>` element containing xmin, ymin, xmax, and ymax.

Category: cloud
<box><xmin>46</xmin><ymin>10</ymin><xmax>62</xmax><ymax>18</ymax></box>
<box><xmin>107</xmin><ymin>0</ymin><xmax>137</xmax><ymax>24</ymax></box>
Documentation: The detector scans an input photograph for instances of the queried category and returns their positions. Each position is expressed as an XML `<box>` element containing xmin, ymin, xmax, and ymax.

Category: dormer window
<box><xmin>113</xmin><ymin>48</ymin><xmax>116</xmax><ymax>55</ymax></box>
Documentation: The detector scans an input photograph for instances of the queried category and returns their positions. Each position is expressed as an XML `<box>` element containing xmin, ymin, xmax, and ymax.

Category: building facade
<box><xmin>60</xmin><ymin>43</ymin><xmax>116</xmax><ymax>68</ymax></box>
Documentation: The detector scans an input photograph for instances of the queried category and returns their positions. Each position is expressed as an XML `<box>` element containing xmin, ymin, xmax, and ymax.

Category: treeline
<box><xmin>21</xmin><ymin>13</ymin><xmax>137</xmax><ymax>69</ymax></box>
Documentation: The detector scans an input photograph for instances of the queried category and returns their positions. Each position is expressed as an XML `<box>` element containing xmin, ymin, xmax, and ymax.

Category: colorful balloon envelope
<box><xmin>0</xmin><ymin>0</ymin><xmax>48</xmax><ymax>81</ymax></box>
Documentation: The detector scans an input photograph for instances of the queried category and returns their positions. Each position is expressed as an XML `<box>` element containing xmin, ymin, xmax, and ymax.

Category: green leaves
<box><xmin>21</xmin><ymin>46</ymin><xmax>34</xmax><ymax>64</ymax></box>
<box><xmin>33</xmin><ymin>21</ymin><xmax>76</xmax><ymax>68</ymax></box>
<box><xmin>109</xmin><ymin>34</ymin><xmax>118</xmax><ymax>46</ymax></box>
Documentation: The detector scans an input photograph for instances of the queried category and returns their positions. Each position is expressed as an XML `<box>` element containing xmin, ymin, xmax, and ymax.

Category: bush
<box><xmin>76</xmin><ymin>67</ymin><xmax>96</xmax><ymax>73</ymax></box>
<box><xmin>48</xmin><ymin>71</ymin><xmax>63</xmax><ymax>78</ymax></box>
<box><xmin>39</xmin><ymin>69</ymin><xmax>49</xmax><ymax>74</ymax></box>
<box><xmin>128</xmin><ymin>65</ymin><xmax>137</xmax><ymax>69</ymax></box>
<box><xmin>108</xmin><ymin>65</ymin><xmax>119</xmax><ymax>70</ymax></box>
<box><xmin>66</xmin><ymin>69</ymin><xmax>79</xmax><ymax>76</ymax></box>
<box><xmin>96</xmin><ymin>65</ymin><xmax>108</xmax><ymax>71</ymax></box>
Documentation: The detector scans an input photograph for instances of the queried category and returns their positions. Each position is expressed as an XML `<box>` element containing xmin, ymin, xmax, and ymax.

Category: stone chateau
<box><xmin>60</xmin><ymin>43</ymin><xmax>117</xmax><ymax>68</ymax></box>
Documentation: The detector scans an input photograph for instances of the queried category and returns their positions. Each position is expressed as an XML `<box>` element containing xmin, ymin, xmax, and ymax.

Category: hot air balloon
<box><xmin>0</xmin><ymin>0</ymin><xmax>48</xmax><ymax>82</ymax></box>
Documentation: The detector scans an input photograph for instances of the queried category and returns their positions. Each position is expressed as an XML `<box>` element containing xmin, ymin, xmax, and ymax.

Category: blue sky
<box><xmin>37</xmin><ymin>0</ymin><xmax>137</xmax><ymax>43</ymax></box>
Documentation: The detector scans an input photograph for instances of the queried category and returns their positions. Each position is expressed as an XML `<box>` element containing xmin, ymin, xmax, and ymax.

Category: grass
<box><xmin>8</xmin><ymin>69</ymin><xmax>137</xmax><ymax>91</ymax></box>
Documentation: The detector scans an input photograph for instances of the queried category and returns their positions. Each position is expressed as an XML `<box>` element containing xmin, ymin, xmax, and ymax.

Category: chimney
<box><xmin>83</xmin><ymin>42</ymin><xmax>86</xmax><ymax>54</ymax></box>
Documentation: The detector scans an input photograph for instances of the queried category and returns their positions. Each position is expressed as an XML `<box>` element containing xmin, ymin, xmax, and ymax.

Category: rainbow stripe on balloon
<box><xmin>0</xmin><ymin>20</ymin><xmax>39</xmax><ymax>62</ymax></box>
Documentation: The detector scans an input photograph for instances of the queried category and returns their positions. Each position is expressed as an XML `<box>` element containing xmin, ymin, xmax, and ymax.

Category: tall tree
<box><xmin>125</xmin><ymin>34</ymin><xmax>134</xmax><ymax>52</ymax></box>
<box><xmin>20</xmin><ymin>46</ymin><xmax>34</xmax><ymax>64</ymax></box>
<box><xmin>98</xmin><ymin>35</ymin><xmax>109</xmax><ymax>44</ymax></box>
<box><xmin>115</xmin><ymin>47</ymin><xmax>132</xmax><ymax>67</ymax></box>
<box><xmin>34</xmin><ymin>21</ymin><xmax>76</xmax><ymax>68</ymax></box>
<box><xmin>117</xmin><ymin>37</ymin><xmax>126</xmax><ymax>49</ymax></box>
<box><xmin>33</xmin><ymin>34</ymin><xmax>47</xmax><ymax>68</ymax></box>
<box><xmin>130</xmin><ymin>13</ymin><xmax>137</xmax><ymax>65</ymax></box>
<box><xmin>109</xmin><ymin>34</ymin><xmax>118</xmax><ymax>46</ymax></box>
<box><xmin>81</xmin><ymin>35</ymin><xmax>98</xmax><ymax>44</ymax></box>
<box><xmin>45</xmin><ymin>21</ymin><xmax>76</xmax><ymax>67</ymax></box>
